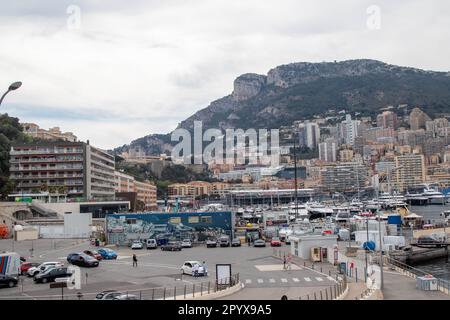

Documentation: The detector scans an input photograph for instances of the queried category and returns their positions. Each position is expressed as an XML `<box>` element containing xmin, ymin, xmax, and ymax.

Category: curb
<box><xmin>161</xmin><ymin>282</ymin><xmax>243</xmax><ymax>300</ymax></box>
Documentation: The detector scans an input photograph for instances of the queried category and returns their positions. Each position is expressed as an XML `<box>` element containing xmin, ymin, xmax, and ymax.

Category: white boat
<box><xmin>287</xmin><ymin>202</ymin><xmax>309</xmax><ymax>217</ymax></box>
<box><xmin>423</xmin><ymin>188</ymin><xmax>446</xmax><ymax>205</ymax></box>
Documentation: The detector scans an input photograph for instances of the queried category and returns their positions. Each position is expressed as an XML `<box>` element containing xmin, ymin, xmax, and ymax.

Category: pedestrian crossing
<box><xmin>243</xmin><ymin>276</ymin><xmax>332</xmax><ymax>286</ymax></box>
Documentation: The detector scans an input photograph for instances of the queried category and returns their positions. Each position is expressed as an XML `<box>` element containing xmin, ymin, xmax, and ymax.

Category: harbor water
<box><xmin>409</xmin><ymin>204</ymin><xmax>450</xmax><ymax>281</ymax></box>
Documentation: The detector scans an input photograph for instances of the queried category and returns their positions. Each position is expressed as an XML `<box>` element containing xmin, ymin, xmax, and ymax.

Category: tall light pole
<box><xmin>0</xmin><ymin>81</ymin><xmax>22</xmax><ymax>107</ymax></box>
<box><xmin>293</xmin><ymin>130</ymin><xmax>299</xmax><ymax>219</ymax></box>
<box><xmin>376</xmin><ymin>183</ymin><xmax>384</xmax><ymax>290</ymax></box>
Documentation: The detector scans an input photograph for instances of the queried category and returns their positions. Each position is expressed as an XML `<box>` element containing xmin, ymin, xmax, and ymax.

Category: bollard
<box><xmin>321</xmin><ymin>266</ymin><xmax>323</xmax><ymax>273</ymax></box>
<box><xmin>193</xmin><ymin>284</ymin><xmax>195</xmax><ymax>298</ymax></box>
<box><xmin>163</xmin><ymin>287</ymin><xmax>166</xmax><ymax>300</ymax></box>
<box><xmin>139</xmin><ymin>291</ymin><xmax>142</xmax><ymax>300</ymax></box>
<box><xmin>325</xmin><ymin>289</ymin><xmax>328</xmax><ymax>300</ymax></box>
<box><xmin>184</xmin><ymin>285</ymin><xmax>187</xmax><ymax>299</ymax></box>
<box><xmin>320</xmin><ymin>291</ymin><xmax>323</xmax><ymax>300</ymax></box>
<box><xmin>208</xmin><ymin>282</ymin><xmax>211</xmax><ymax>294</ymax></box>
<box><xmin>201</xmin><ymin>282</ymin><xmax>203</xmax><ymax>296</ymax></box>
<box><xmin>329</xmin><ymin>270</ymin><xmax>331</xmax><ymax>276</ymax></box>
<box><xmin>174</xmin><ymin>287</ymin><xmax>176</xmax><ymax>300</ymax></box>
<box><xmin>314</xmin><ymin>292</ymin><xmax>317</xmax><ymax>300</ymax></box>
<box><xmin>356</xmin><ymin>268</ymin><xmax>358</xmax><ymax>283</ymax></box>
<box><xmin>152</xmin><ymin>288</ymin><xmax>155</xmax><ymax>300</ymax></box>
<box><xmin>307</xmin><ymin>294</ymin><xmax>309</xmax><ymax>300</ymax></box>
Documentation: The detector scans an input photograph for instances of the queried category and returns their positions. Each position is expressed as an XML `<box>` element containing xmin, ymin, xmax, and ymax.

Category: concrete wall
<box><xmin>15</xmin><ymin>228</ymin><xmax>39</xmax><ymax>241</ymax></box>
<box><xmin>38</xmin><ymin>202</ymin><xmax>81</xmax><ymax>216</ymax></box>
<box><xmin>64</xmin><ymin>212</ymin><xmax>92</xmax><ymax>238</ymax></box>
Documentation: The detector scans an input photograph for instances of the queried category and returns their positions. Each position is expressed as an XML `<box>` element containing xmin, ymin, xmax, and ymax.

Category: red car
<box><xmin>83</xmin><ymin>250</ymin><xmax>103</xmax><ymax>261</ymax></box>
<box><xmin>20</xmin><ymin>262</ymin><xmax>40</xmax><ymax>275</ymax></box>
<box><xmin>270</xmin><ymin>237</ymin><xmax>282</xmax><ymax>247</ymax></box>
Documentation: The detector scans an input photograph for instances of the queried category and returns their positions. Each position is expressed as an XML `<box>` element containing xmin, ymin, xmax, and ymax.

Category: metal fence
<box><xmin>295</xmin><ymin>276</ymin><xmax>347</xmax><ymax>300</ymax></box>
<box><xmin>0</xmin><ymin>274</ymin><xmax>240</xmax><ymax>300</ymax></box>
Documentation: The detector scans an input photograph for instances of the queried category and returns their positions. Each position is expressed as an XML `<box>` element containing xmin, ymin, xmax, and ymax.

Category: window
<box><xmin>188</xmin><ymin>216</ymin><xmax>199</xmax><ymax>224</ymax></box>
<box><xmin>200</xmin><ymin>216</ymin><xmax>212</xmax><ymax>224</ymax></box>
<box><xmin>169</xmin><ymin>217</ymin><xmax>181</xmax><ymax>224</ymax></box>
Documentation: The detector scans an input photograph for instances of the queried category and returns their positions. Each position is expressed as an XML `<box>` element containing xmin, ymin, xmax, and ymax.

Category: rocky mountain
<box><xmin>115</xmin><ymin>59</ymin><xmax>450</xmax><ymax>155</ymax></box>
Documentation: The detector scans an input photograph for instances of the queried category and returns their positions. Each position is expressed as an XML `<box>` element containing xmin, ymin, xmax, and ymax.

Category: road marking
<box><xmin>281</xmin><ymin>278</ymin><xmax>288</xmax><ymax>283</ymax></box>
<box><xmin>245</xmin><ymin>279</ymin><xmax>252</xmax><ymax>284</ymax></box>
<box><xmin>257</xmin><ymin>279</ymin><xmax>264</xmax><ymax>283</ymax></box>
<box><xmin>255</xmin><ymin>264</ymin><xmax>301</xmax><ymax>271</ymax></box>
<box><xmin>292</xmin><ymin>278</ymin><xmax>300</xmax><ymax>282</ymax></box>
<box><xmin>327</xmin><ymin>276</ymin><xmax>334</xmax><ymax>281</ymax></box>
<box><xmin>304</xmin><ymin>277</ymin><xmax>312</xmax><ymax>282</ymax></box>
<box><xmin>315</xmin><ymin>277</ymin><xmax>323</xmax><ymax>282</ymax></box>
<box><xmin>116</xmin><ymin>256</ymin><xmax>131</xmax><ymax>260</ymax></box>
<box><xmin>269</xmin><ymin>279</ymin><xmax>276</xmax><ymax>283</ymax></box>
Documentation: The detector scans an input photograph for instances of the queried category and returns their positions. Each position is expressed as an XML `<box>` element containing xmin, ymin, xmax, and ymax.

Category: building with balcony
<box><xmin>320</xmin><ymin>163</ymin><xmax>369</xmax><ymax>192</ymax></box>
<box><xmin>394</xmin><ymin>154</ymin><xmax>426</xmax><ymax>191</ymax></box>
<box><xmin>9</xmin><ymin>141</ymin><xmax>115</xmax><ymax>201</ymax></box>
<box><xmin>135</xmin><ymin>180</ymin><xmax>157</xmax><ymax>211</ymax></box>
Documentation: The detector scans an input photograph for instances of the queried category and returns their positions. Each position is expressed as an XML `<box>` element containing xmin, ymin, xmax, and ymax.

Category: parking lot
<box><xmin>0</xmin><ymin>239</ymin><xmax>336</xmax><ymax>300</ymax></box>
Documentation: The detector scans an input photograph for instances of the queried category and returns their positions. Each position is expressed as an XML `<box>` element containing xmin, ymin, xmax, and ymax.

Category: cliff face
<box><xmin>115</xmin><ymin>59</ymin><xmax>450</xmax><ymax>156</ymax></box>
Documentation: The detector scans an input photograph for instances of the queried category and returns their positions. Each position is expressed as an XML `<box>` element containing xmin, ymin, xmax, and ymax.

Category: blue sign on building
<box><xmin>106</xmin><ymin>212</ymin><xmax>234</xmax><ymax>245</ymax></box>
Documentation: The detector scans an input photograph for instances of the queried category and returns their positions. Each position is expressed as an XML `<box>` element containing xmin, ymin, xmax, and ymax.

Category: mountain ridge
<box><xmin>114</xmin><ymin>59</ymin><xmax>450</xmax><ymax>155</ymax></box>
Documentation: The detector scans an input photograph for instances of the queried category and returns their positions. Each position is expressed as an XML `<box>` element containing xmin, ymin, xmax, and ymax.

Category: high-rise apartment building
<box><xmin>339</xmin><ymin>114</ymin><xmax>360</xmax><ymax>145</ymax></box>
<box><xmin>376</xmin><ymin>111</ymin><xmax>398</xmax><ymax>129</ymax></box>
<box><xmin>318</xmin><ymin>139</ymin><xmax>337</xmax><ymax>162</ymax></box>
<box><xmin>394</xmin><ymin>154</ymin><xmax>426</xmax><ymax>191</ymax></box>
<box><xmin>9</xmin><ymin>141</ymin><xmax>115</xmax><ymax>201</ymax></box>
<box><xmin>297</xmin><ymin>122</ymin><xmax>320</xmax><ymax>149</ymax></box>
<box><xmin>409</xmin><ymin>108</ymin><xmax>431</xmax><ymax>131</ymax></box>
<box><xmin>320</xmin><ymin>163</ymin><xmax>368</xmax><ymax>192</ymax></box>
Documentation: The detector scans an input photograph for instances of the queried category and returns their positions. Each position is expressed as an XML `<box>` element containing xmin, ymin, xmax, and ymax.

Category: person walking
<box><xmin>193</xmin><ymin>263</ymin><xmax>199</xmax><ymax>277</ymax></box>
<box><xmin>132</xmin><ymin>254</ymin><xmax>138</xmax><ymax>267</ymax></box>
<box><xmin>283</xmin><ymin>255</ymin><xmax>287</xmax><ymax>270</ymax></box>
<box><xmin>202</xmin><ymin>261</ymin><xmax>208</xmax><ymax>276</ymax></box>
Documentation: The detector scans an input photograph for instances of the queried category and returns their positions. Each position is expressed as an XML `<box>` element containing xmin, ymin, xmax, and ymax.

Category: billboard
<box><xmin>106</xmin><ymin>212</ymin><xmax>233</xmax><ymax>245</ymax></box>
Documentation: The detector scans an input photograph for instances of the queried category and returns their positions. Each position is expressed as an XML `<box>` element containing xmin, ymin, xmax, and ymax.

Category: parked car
<box><xmin>231</xmin><ymin>238</ymin><xmax>242</xmax><ymax>247</ymax></box>
<box><xmin>181</xmin><ymin>261</ymin><xmax>207</xmax><ymax>276</ymax></box>
<box><xmin>67</xmin><ymin>253</ymin><xmax>99</xmax><ymax>267</ymax></box>
<box><xmin>219</xmin><ymin>236</ymin><xmax>230</xmax><ymax>247</ymax></box>
<box><xmin>181</xmin><ymin>239</ymin><xmax>192</xmax><ymax>248</ymax></box>
<box><xmin>34</xmin><ymin>267</ymin><xmax>72</xmax><ymax>284</ymax></box>
<box><xmin>97</xmin><ymin>248</ymin><xmax>118</xmax><ymax>260</ymax></box>
<box><xmin>206</xmin><ymin>239</ymin><xmax>218</xmax><ymax>248</ymax></box>
<box><xmin>270</xmin><ymin>237</ymin><xmax>282</xmax><ymax>247</ymax></box>
<box><xmin>146</xmin><ymin>239</ymin><xmax>157</xmax><ymax>249</ymax></box>
<box><xmin>254</xmin><ymin>239</ymin><xmax>266</xmax><ymax>247</ymax></box>
<box><xmin>83</xmin><ymin>250</ymin><xmax>103</xmax><ymax>261</ymax></box>
<box><xmin>95</xmin><ymin>290</ymin><xmax>124</xmax><ymax>300</ymax></box>
<box><xmin>161</xmin><ymin>241</ymin><xmax>182</xmax><ymax>251</ymax></box>
<box><xmin>113</xmin><ymin>294</ymin><xmax>139</xmax><ymax>300</ymax></box>
<box><xmin>0</xmin><ymin>274</ymin><xmax>18</xmax><ymax>288</ymax></box>
<box><xmin>27</xmin><ymin>262</ymin><xmax>64</xmax><ymax>277</ymax></box>
<box><xmin>131</xmin><ymin>240</ymin><xmax>144</xmax><ymax>250</ymax></box>
<box><xmin>20</xmin><ymin>262</ymin><xmax>40</xmax><ymax>275</ymax></box>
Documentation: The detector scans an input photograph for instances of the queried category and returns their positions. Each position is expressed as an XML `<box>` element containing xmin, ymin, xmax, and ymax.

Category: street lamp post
<box><xmin>0</xmin><ymin>81</ymin><xmax>22</xmax><ymax>107</ymax></box>
<box><xmin>292</xmin><ymin>131</ymin><xmax>299</xmax><ymax>219</ymax></box>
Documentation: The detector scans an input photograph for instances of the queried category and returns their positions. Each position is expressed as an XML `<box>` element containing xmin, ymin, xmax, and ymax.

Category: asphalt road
<box><xmin>0</xmin><ymin>239</ymin><xmax>335</xmax><ymax>300</ymax></box>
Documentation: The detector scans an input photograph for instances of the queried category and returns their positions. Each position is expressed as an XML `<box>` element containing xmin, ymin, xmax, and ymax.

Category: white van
<box><xmin>146</xmin><ymin>239</ymin><xmax>157</xmax><ymax>249</ymax></box>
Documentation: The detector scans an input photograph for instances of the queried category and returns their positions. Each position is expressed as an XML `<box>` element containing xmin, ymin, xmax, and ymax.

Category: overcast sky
<box><xmin>1</xmin><ymin>0</ymin><xmax>449</xmax><ymax>149</ymax></box>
